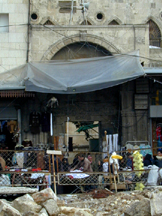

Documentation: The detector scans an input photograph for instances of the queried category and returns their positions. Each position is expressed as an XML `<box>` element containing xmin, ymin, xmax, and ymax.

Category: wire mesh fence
<box><xmin>0</xmin><ymin>150</ymin><xmax>51</xmax><ymax>188</ymax></box>
<box><xmin>0</xmin><ymin>146</ymin><xmax>162</xmax><ymax>193</ymax></box>
<box><xmin>56</xmin><ymin>146</ymin><xmax>162</xmax><ymax>193</ymax></box>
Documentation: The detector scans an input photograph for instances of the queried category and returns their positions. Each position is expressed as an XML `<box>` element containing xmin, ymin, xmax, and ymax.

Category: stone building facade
<box><xmin>0</xmin><ymin>0</ymin><xmax>28</xmax><ymax>73</ymax></box>
<box><xmin>0</xmin><ymin>0</ymin><xmax>162</xmax><ymax>151</ymax></box>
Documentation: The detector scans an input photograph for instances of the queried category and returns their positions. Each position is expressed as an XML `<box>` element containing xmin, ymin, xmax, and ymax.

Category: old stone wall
<box><xmin>30</xmin><ymin>25</ymin><xmax>149</xmax><ymax>63</ymax></box>
<box><xmin>30</xmin><ymin>0</ymin><xmax>162</xmax><ymax>27</ymax></box>
<box><xmin>0</xmin><ymin>0</ymin><xmax>28</xmax><ymax>73</ymax></box>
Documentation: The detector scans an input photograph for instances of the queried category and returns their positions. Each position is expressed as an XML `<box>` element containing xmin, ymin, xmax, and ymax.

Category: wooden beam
<box><xmin>46</xmin><ymin>150</ymin><xmax>62</xmax><ymax>155</ymax></box>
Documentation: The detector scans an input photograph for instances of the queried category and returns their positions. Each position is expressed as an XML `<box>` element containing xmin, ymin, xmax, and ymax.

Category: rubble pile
<box><xmin>0</xmin><ymin>187</ymin><xmax>162</xmax><ymax>215</ymax></box>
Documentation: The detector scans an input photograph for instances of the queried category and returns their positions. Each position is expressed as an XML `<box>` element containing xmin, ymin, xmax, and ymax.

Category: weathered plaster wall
<box><xmin>30</xmin><ymin>0</ymin><xmax>162</xmax><ymax>27</ymax></box>
<box><xmin>0</xmin><ymin>0</ymin><xmax>28</xmax><ymax>72</ymax></box>
<box><xmin>30</xmin><ymin>25</ymin><xmax>149</xmax><ymax>63</ymax></box>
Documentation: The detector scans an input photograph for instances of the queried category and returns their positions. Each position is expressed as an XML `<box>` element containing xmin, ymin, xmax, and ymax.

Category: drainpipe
<box><xmin>27</xmin><ymin>0</ymin><xmax>30</xmax><ymax>62</ymax></box>
<box><xmin>133</xmin><ymin>25</ymin><xmax>136</xmax><ymax>50</ymax></box>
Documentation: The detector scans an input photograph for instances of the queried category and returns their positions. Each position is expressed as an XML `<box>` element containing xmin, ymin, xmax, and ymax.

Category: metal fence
<box><xmin>0</xmin><ymin>145</ymin><xmax>162</xmax><ymax>194</ymax></box>
<box><xmin>0</xmin><ymin>150</ymin><xmax>51</xmax><ymax>189</ymax></box>
<box><xmin>56</xmin><ymin>146</ymin><xmax>162</xmax><ymax>193</ymax></box>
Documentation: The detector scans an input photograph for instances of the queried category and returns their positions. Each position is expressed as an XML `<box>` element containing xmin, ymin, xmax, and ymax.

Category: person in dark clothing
<box><xmin>70</xmin><ymin>154</ymin><xmax>79</xmax><ymax>169</ymax></box>
<box><xmin>97</xmin><ymin>160</ymin><xmax>103</xmax><ymax>172</ymax></box>
<box><xmin>144</xmin><ymin>154</ymin><xmax>152</xmax><ymax>166</ymax></box>
<box><xmin>126</xmin><ymin>153</ymin><xmax>133</xmax><ymax>169</ymax></box>
<box><xmin>153</xmin><ymin>150</ymin><xmax>162</xmax><ymax>168</ymax></box>
<box><xmin>61</xmin><ymin>158</ymin><xmax>70</xmax><ymax>171</ymax></box>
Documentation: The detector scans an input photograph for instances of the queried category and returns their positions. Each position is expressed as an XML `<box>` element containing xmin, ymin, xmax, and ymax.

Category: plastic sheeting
<box><xmin>0</xmin><ymin>50</ymin><xmax>145</xmax><ymax>94</ymax></box>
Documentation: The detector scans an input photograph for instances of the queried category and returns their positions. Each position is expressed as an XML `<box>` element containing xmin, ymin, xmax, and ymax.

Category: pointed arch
<box><xmin>105</xmin><ymin>16</ymin><xmax>122</xmax><ymax>25</ymax></box>
<box><xmin>44</xmin><ymin>20</ymin><xmax>55</xmax><ymax>25</ymax></box>
<box><xmin>40</xmin><ymin>17</ymin><xmax>58</xmax><ymax>26</ymax></box>
<box><xmin>78</xmin><ymin>17</ymin><xmax>95</xmax><ymax>25</ymax></box>
<box><xmin>108</xmin><ymin>20</ymin><xmax>119</xmax><ymax>25</ymax></box>
<box><xmin>147</xmin><ymin>19</ymin><xmax>161</xmax><ymax>47</ymax></box>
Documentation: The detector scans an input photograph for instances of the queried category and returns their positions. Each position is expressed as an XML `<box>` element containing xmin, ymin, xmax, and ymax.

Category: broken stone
<box><xmin>39</xmin><ymin>208</ymin><xmax>48</xmax><ymax>215</ymax></box>
<box><xmin>42</xmin><ymin>198</ymin><xmax>60</xmax><ymax>216</ymax></box>
<box><xmin>22</xmin><ymin>212</ymin><xmax>39</xmax><ymax>216</ymax></box>
<box><xmin>22</xmin><ymin>212</ymin><xmax>47</xmax><ymax>216</ymax></box>
<box><xmin>124</xmin><ymin>198</ymin><xmax>151</xmax><ymax>216</ymax></box>
<box><xmin>0</xmin><ymin>200</ymin><xmax>21</xmax><ymax>216</ymax></box>
<box><xmin>60</xmin><ymin>206</ymin><xmax>92</xmax><ymax>216</ymax></box>
<box><xmin>32</xmin><ymin>188</ymin><xmax>57</xmax><ymax>204</ymax></box>
<box><xmin>150</xmin><ymin>191</ymin><xmax>162</xmax><ymax>216</ymax></box>
<box><xmin>12</xmin><ymin>194</ymin><xmax>42</xmax><ymax>214</ymax></box>
<box><xmin>74</xmin><ymin>209</ymin><xmax>93</xmax><ymax>216</ymax></box>
<box><xmin>57</xmin><ymin>199</ymin><xmax>66</xmax><ymax>207</ymax></box>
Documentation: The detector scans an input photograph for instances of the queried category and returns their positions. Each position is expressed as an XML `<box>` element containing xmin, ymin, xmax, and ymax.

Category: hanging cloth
<box><xmin>115</xmin><ymin>134</ymin><xmax>118</xmax><ymax>151</ymax></box>
<box><xmin>109</xmin><ymin>135</ymin><xmax>113</xmax><ymax>153</ymax></box>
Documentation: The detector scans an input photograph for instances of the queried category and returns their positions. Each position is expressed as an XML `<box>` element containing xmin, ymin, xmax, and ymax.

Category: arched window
<box><xmin>148</xmin><ymin>20</ymin><xmax>161</xmax><ymax>47</ymax></box>
<box><xmin>108</xmin><ymin>20</ymin><xmax>119</xmax><ymax>25</ymax></box>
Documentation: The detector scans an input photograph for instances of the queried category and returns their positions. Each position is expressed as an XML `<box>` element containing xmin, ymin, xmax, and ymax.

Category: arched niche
<box><xmin>147</xmin><ymin>19</ymin><xmax>161</xmax><ymax>47</ymax></box>
<box><xmin>41</xmin><ymin>34</ymin><xmax>121</xmax><ymax>61</ymax></box>
<box><xmin>51</xmin><ymin>42</ymin><xmax>112</xmax><ymax>60</ymax></box>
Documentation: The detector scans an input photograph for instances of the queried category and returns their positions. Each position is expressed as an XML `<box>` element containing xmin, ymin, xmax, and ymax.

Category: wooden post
<box><xmin>47</xmin><ymin>150</ymin><xmax>62</xmax><ymax>195</ymax></box>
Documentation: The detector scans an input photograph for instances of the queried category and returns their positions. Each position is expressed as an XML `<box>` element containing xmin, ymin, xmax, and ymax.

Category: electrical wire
<box><xmin>0</xmin><ymin>23</ymin><xmax>28</xmax><ymax>28</ymax></box>
<box><xmin>1</xmin><ymin>22</ymin><xmax>162</xmax><ymax>72</ymax></box>
<box><xmin>0</xmin><ymin>22</ymin><xmax>162</xmax><ymax>64</ymax></box>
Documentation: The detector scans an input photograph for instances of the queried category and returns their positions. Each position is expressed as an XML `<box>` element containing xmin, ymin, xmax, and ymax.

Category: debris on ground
<box><xmin>0</xmin><ymin>187</ymin><xmax>162</xmax><ymax>215</ymax></box>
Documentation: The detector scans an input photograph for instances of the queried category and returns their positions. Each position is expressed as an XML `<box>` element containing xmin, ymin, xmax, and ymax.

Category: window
<box><xmin>148</xmin><ymin>19</ymin><xmax>161</xmax><ymax>47</ymax></box>
<box><xmin>59</xmin><ymin>1</ymin><xmax>76</xmax><ymax>13</ymax></box>
<box><xmin>0</xmin><ymin>14</ymin><xmax>9</xmax><ymax>33</ymax></box>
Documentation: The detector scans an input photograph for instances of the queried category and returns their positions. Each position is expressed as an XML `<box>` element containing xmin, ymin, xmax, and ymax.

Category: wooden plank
<box><xmin>47</xmin><ymin>150</ymin><xmax>62</xmax><ymax>155</ymax></box>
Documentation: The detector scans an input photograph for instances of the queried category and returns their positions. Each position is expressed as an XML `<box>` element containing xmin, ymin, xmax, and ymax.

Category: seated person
<box><xmin>153</xmin><ymin>150</ymin><xmax>162</xmax><ymax>168</ymax></box>
<box><xmin>119</xmin><ymin>155</ymin><xmax>127</xmax><ymax>170</ymax></box>
<box><xmin>71</xmin><ymin>153</ymin><xmax>93</xmax><ymax>172</ymax></box>
<box><xmin>70</xmin><ymin>154</ymin><xmax>79</xmax><ymax>169</ymax></box>
<box><xmin>87</xmin><ymin>153</ymin><xmax>93</xmax><ymax>164</ymax></box>
<box><xmin>126</xmin><ymin>153</ymin><xmax>133</xmax><ymax>169</ymax></box>
<box><xmin>97</xmin><ymin>159</ymin><xmax>103</xmax><ymax>172</ymax></box>
<box><xmin>143</xmin><ymin>154</ymin><xmax>152</xmax><ymax>167</ymax></box>
<box><xmin>60</xmin><ymin>158</ymin><xmax>70</xmax><ymax>171</ymax></box>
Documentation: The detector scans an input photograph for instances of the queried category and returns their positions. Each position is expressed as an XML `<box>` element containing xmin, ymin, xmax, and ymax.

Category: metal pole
<box><xmin>52</xmin><ymin>154</ymin><xmax>57</xmax><ymax>194</ymax></box>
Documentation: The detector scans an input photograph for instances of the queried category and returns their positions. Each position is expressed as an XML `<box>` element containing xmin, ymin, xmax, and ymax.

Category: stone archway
<box><xmin>51</xmin><ymin>42</ymin><xmax>112</xmax><ymax>60</ymax></box>
<box><xmin>41</xmin><ymin>34</ymin><xmax>121</xmax><ymax>61</ymax></box>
